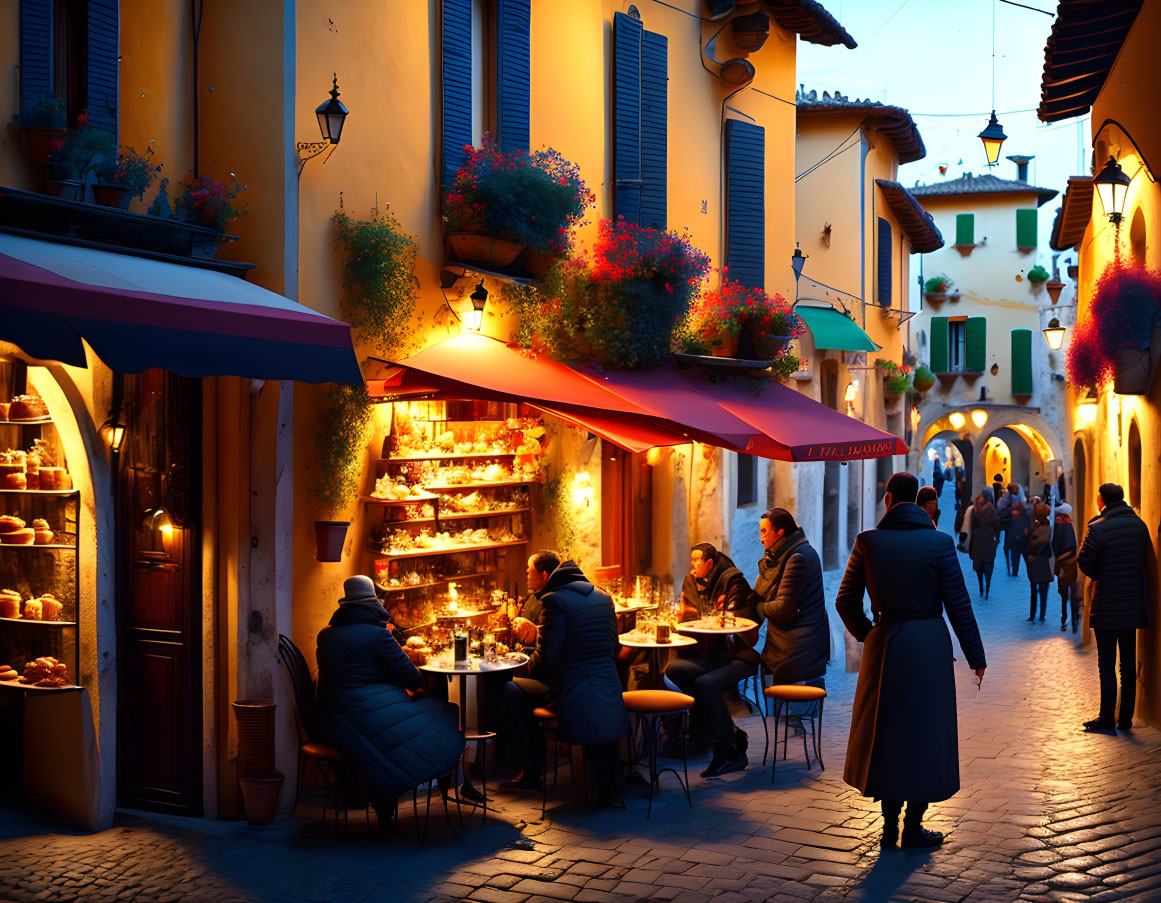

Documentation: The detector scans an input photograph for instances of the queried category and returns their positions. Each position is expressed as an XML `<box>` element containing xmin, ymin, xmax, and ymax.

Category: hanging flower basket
<box><xmin>912</xmin><ymin>364</ymin><xmax>936</xmax><ymax>393</ymax></box>
<box><xmin>314</xmin><ymin>520</ymin><xmax>350</xmax><ymax>562</ymax></box>
<box><xmin>731</xmin><ymin>9</ymin><xmax>770</xmax><ymax>51</ymax></box>
<box><xmin>448</xmin><ymin>232</ymin><xmax>525</xmax><ymax>267</ymax></box>
<box><xmin>753</xmin><ymin>334</ymin><xmax>791</xmax><ymax>359</ymax></box>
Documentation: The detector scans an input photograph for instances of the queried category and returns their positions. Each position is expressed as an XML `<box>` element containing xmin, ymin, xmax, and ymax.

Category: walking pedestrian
<box><xmin>917</xmin><ymin>485</ymin><xmax>940</xmax><ymax>527</ymax></box>
<box><xmin>1077</xmin><ymin>483</ymin><xmax>1156</xmax><ymax>732</ymax></box>
<box><xmin>1024</xmin><ymin>506</ymin><xmax>1053</xmax><ymax>621</ymax></box>
<box><xmin>1051</xmin><ymin>501</ymin><xmax>1081</xmax><ymax>632</ymax></box>
<box><xmin>957</xmin><ymin>493</ymin><xmax>974</xmax><ymax>553</ymax></box>
<box><xmin>992</xmin><ymin>474</ymin><xmax>1006</xmax><ymax>504</ymax></box>
<box><xmin>932</xmin><ymin>459</ymin><xmax>944</xmax><ymax>500</ymax></box>
<box><xmin>968</xmin><ymin>488</ymin><xmax>1000</xmax><ymax>599</ymax></box>
<box><xmin>1006</xmin><ymin>489</ymin><xmax>1028</xmax><ymax>578</ymax></box>
<box><xmin>836</xmin><ymin>472</ymin><xmax>987</xmax><ymax>849</ymax></box>
<box><xmin>996</xmin><ymin>484</ymin><xmax>1013</xmax><ymax>569</ymax></box>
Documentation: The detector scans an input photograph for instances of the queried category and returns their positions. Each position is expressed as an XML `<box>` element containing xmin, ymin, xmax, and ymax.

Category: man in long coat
<box><xmin>836</xmin><ymin>472</ymin><xmax>987</xmax><ymax>849</ymax></box>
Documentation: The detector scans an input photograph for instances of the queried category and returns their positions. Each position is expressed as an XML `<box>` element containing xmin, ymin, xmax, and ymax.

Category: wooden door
<box><xmin>116</xmin><ymin>371</ymin><xmax>203</xmax><ymax>816</ymax></box>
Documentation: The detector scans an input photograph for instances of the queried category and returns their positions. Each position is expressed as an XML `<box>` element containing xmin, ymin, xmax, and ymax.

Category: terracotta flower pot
<box><xmin>232</xmin><ymin>698</ymin><xmax>276</xmax><ymax>777</ymax></box>
<box><xmin>239</xmin><ymin>773</ymin><xmax>284</xmax><ymax>826</ymax></box>
<box><xmin>448</xmin><ymin>232</ymin><xmax>525</xmax><ymax>267</ymax></box>
<box><xmin>709</xmin><ymin>331</ymin><xmax>739</xmax><ymax>358</ymax></box>
<box><xmin>314</xmin><ymin>520</ymin><xmax>349</xmax><ymax>562</ymax></box>
<box><xmin>92</xmin><ymin>184</ymin><xmax>129</xmax><ymax>209</ymax></box>
<box><xmin>912</xmin><ymin>366</ymin><xmax>936</xmax><ymax>394</ymax></box>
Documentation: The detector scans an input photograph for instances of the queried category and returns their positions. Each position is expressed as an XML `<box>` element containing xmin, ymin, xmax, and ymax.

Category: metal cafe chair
<box><xmin>762</xmin><ymin>682</ymin><xmax>827</xmax><ymax>783</ymax></box>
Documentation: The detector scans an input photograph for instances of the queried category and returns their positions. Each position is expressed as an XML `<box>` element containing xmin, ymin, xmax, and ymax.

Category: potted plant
<box><xmin>171</xmin><ymin>172</ymin><xmax>247</xmax><ymax>257</ymax></box>
<box><xmin>13</xmin><ymin>95</ymin><xmax>67</xmax><ymax>187</ymax></box>
<box><xmin>912</xmin><ymin>364</ymin><xmax>936</xmax><ymax>393</ymax></box>
<box><xmin>313</xmin><ymin>383</ymin><xmax>373</xmax><ymax>560</ymax></box>
<box><xmin>232</xmin><ymin>698</ymin><xmax>283</xmax><ymax>825</ymax></box>
<box><xmin>91</xmin><ymin>145</ymin><xmax>159</xmax><ymax>209</ymax></box>
<box><xmin>44</xmin><ymin>127</ymin><xmax>116</xmax><ymax>200</ymax></box>
<box><xmin>923</xmin><ymin>273</ymin><xmax>953</xmax><ymax>301</ymax></box>
<box><xmin>1026</xmin><ymin>264</ymin><xmax>1049</xmax><ymax>285</ymax></box>
<box><xmin>875</xmin><ymin>358</ymin><xmax>913</xmax><ymax>395</ymax></box>
<box><xmin>444</xmin><ymin>136</ymin><xmax>593</xmax><ymax>276</ymax></box>
<box><xmin>1066</xmin><ymin>261</ymin><xmax>1161</xmax><ymax>395</ymax></box>
<box><xmin>691</xmin><ymin>273</ymin><xmax>803</xmax><ymax>360</ymax></box>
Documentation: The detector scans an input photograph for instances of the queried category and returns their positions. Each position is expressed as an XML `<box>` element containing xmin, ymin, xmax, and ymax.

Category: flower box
<box><xmin>448</xmin><ymin>231</ymin><xmax>525</xmax><ymax>268</ymax></box>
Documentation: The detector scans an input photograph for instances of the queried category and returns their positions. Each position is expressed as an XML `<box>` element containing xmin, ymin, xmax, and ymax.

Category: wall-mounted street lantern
<box><xmin>297</xmin><ymin>74</ymin><xmax>350</xmax><ymax>175</ymax></box>
<box><xmin>1043</xmin><ymin>318</ymin><xmax>1066</xmax><ymax>350</ymax></box>
<box><xmin>971</xmin><ymin>409</ymin><xmax>988</xmax><ymax>429</ymax></box>
<box><xmin>1093</xmin><ymin>156</ymin><xmax>1131</xmax><ymax>225</ymax></box>
<box><xmin>464</xmin><ymin>282</ymin><xmax>489</xmax><ymax>332</ymax></box>
<box><xmin>1077</xmin><ymin>395</ymin><xmax>1098</xmax><ymax>425</ymax></box>
<box><xmin>949</xmin><ymin>411</ymin><xmax>966</xmax><ymax>430</ymax></box>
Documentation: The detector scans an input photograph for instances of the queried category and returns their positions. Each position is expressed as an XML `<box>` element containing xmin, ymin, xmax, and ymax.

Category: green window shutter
<box><xmin>966</xmin><ymin>317</ymin><xmax>987</xmax><ymax>371</ymax></box>
<box><xmin>929</xmin><ymin>316</ymin><xmax>949</xmax><ymax>373</ymax></box>
<box><xmin>1011</xmin><ymin>329</ymin><xmax>1033</xmax><ymax>395</ymax></box>
<box><xmin>955</xmin><ymin>213</ymin><xmax>974</xmax><ymax>246</ymax></box>
<box><xmin>1016</xmin><ymin>209</ymin><xmax>1037</xmax><ymax>249</ymax></box>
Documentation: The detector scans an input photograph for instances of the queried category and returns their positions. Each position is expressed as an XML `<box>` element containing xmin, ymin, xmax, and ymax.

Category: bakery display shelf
<box><xmin>372</xmin><ymin>538</ymin><xmax>529</xmax><ymax>561</ymax></box>
<box><xmin>386</xmin><ymin>507</ymin><xmax>529</xmax><ymax>527</ymax></box>
<box><xmin>397</xmin><ymin>621</ymin><xmax>438</xmax><ymax>636</ymax></box>
<box><xmin>425</xmin><ymin>480</ymin><xmax>536</xmax><ymax>491</ymax></box>
<box><xmin>361</xmin><ymin>493</ymin><xmax>439</xmax><ymax>507</ymax></box>
<box><xmin>0</xmin><ymin>543</ymin><xmax>76</xmax><ymax>551</ymax></box>
<box><xmin>0</xmin><ymin>680</ymin><xmax>80</xmax><ymax>693</ymax></box>
<box><xmin>383</xmin><ymin>451</ymin><xmax>518</xmax><ymax>463</ymax></box>
<box><xmin>0</xmin><ymin>615</ymin><xmax>76</xmax><ymax>627</ymax></box>
<box><xmin>0</xmin><ymin>417</ymin><xmax>53</xmax><ymax>425</ymax></box>
<box><xmin>0</xmin><ymin>488</ymin><xmax>79</xmax><ymax>497</ymax></box>
<box><xmin>435</xmin><ymin>604</ymin><xmax>501</xmax><ymax>621</ymax></box>
<box><xmin>378</xmin><ymin>569</ymin><xmax>500</xmax><ymax>593</ymax></box>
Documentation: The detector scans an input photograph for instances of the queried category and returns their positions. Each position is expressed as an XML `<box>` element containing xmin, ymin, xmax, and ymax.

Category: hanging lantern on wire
<box><xmin>978</xmin><ymin>111</ymin><xmax>1007</xmax><ymax>166</ymax></box>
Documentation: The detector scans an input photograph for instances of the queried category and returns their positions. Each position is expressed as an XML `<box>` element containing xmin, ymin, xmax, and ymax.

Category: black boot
<box><xmin>900</xmin><ymin>802</ymin><xmax>943</xmax><ymax>848</ymax></box>
<box><xmin>881</xmin><ymin>800</ymin><xmax>902</xmax><ymax>848</ymax></box>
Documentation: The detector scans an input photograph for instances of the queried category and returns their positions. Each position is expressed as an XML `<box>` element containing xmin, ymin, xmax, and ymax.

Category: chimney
<box><xmin>1006</xmin><ymin>154</ymin><xmax>1033</xmax><ymax>182</ymax></box>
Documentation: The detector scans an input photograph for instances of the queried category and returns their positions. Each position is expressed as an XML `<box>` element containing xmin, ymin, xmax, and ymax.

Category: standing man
<box><xmin>669</xmin><ymin>543</ymin><xmax>758</xmax><ymax>777</ymax></box>
<box><xmin>917</xmin><ymin>486</ymin><xmax>940</xmax><ymax>527</ymax></box>
<box><xmin>932</xmin><ymin>458</ymin><xmax>944</xmax><ymax>500</ymax></box>
<box><xmin>1052</xmin><ymin>501</ymin><xmax>1081</xmax><ymax>633</ymax></box>
<box><xmin>1077</xmin><ymin>483</ymin><xmax>1155</xmax><ymax>732</ymax></box>
<box><xmin>837</xmin><ymin>472</ymin><xmax>986</xmax><ymax>849</ymax></box>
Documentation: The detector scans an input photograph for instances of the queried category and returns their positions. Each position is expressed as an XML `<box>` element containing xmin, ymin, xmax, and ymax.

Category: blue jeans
<box><xmin>666</xmin><ymin>655</ymin><xmax>757</xmax><ymax>754</ymax></box>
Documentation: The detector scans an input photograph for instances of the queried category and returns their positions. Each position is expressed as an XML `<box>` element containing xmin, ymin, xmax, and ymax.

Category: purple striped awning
<box><xmin>0</xmin><ymin>233</ymin><xmax>362</xmax><ymax>384</ymax></box>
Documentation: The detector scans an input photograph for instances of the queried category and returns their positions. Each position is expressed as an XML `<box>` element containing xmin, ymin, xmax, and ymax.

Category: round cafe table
<box><xmin>420</xmin><ymin>652</ymin><xmax>529</xmax><ymax>822</ymax></box>
<box><xmin>617</xmin><ymin>631</ymin><xmax>696</xmax><ymax>689</ymax></box>
<box><xmin>674</xmin><ymin>615</ymin><xmax>759</xmax><ymax>637</ymax></box>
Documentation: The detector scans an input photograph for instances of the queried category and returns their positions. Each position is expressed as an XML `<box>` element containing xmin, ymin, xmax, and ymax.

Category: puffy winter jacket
<box><xmin>1077</xmin><ymin>501</ymin><xmax>1152</xmax><ymax>630</ymax></box>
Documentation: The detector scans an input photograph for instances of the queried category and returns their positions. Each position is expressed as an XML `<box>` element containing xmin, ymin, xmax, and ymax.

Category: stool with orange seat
<box><xmin>762</xmin><ymin>682</ymin><xmax>827</xmax><ymax>783</ymax></box>
<box><xmin>622</xmin><ymin>689</ymin><xmax>694</xmax><ymax>818</ymax></box>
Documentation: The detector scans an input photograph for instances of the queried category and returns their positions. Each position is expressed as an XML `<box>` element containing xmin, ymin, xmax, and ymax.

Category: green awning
<box><xmin>797</xmin><ymin>305</ymin><xmax>880</xmax><ymax>352</ymax></box>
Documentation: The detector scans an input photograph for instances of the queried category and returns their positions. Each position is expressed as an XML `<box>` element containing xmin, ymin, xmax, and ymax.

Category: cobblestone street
<box><xmin>3</xmin><ymin>496</ymin><xmax>1160</xmax><ymax>903</ymax></box>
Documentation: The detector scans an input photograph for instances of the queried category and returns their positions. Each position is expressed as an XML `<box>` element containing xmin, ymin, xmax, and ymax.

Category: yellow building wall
<box><xmin>1072</xmin><ymin>0</ymin><xmax>1161</xmax><ymax>727</ymax></box>
<box><xmin>288</xmin><ymin>1</ymin><xmax>801</xmax><ymax>669</ymax></box>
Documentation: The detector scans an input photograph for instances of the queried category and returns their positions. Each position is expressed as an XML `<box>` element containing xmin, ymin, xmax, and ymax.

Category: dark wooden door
<box><xmin>116</xmin><ymin>371</ymin><xmax>202</xmax><ymax>815</ymax></box>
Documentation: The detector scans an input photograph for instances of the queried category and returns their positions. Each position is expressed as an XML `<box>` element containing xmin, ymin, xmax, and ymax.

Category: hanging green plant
<box><xmin>333</xmin><ymin>210</ymin><xmax>420</xmax><ymax>354</ymax></box>
<box><xmin>912</xmin><ymin>364</ymin><xmax>936</xmax><ymax>393</ymax></box>
<box><xmin>313</xmin><ymin>383</ymin><xmax>374</xmax><ymax>513</ymax></box>
<box><xmin>1026</xmin><ymin>265</ymin><xmax>1050</xmax><ymax>284</ymax></box>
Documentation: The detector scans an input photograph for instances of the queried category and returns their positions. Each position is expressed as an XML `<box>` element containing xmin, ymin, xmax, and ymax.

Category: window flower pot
<box><xmin>314</xmin><ymin>520</ymin><xmax>350</xmax><ymax>562</ymax></box>
<box><xmin>239</xmin><ymin>773</ymin><xmax>284</xmax><ymax>826</ymax></box>
<box><xmin>91</xmin><ymin>183</ymin><xmax>130</xmax><ymax>209</ymax></box>
<box><xmin>709</xmin><ymin>330</ymin><xmax>739</xmax><ymax>358</ymax></box>
<box><xmin>448</xmin><ymin>232</ymin><xmax>525</xmax><ymax>268</ymax></box>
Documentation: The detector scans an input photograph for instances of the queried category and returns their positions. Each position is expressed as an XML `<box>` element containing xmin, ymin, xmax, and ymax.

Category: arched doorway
<box><xmin>1074</xmin><ymin>438</ymin><xmax>1088</xmax><ymax>527</ymax></box>
<box><xmin>983</xmin><ymin>435</ymin><xmax>1012</xmax><ymax>487</ymax></box>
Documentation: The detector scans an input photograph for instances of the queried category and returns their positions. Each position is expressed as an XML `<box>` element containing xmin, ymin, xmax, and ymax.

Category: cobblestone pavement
<box><xmin>2</xmin><ymin>492</ymin><xmax>1160</xmax><ymax>902</ymax></box>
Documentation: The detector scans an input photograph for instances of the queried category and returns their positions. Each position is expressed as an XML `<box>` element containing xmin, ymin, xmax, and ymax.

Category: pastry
<box><xmin>22</xmin><ymin>598</ymin><xmax>42</xmax><ymax>620</ymax></box>
<box><xmin>1</xmin><ymin>528</ymin><xmax>35</xmax><ymax>545</ymax></box>
<box><xmin>0</xmin><ymin>667</ymin><xmax>18</xmax><ymax>681</ymax></box>
<box><xmin>0</xmin><ymin>403</ymin><xmax>8</xmax><ymax>420</ymax></box>
<box><xmin>3</xmin><ymin>472</ymin><xmax>26</xmax><ymax>491</ymax></box>
<box><xmin>21</xmin><ymin>656</ymin><xmax>68</xmax><ymax>686</ymax></box>
<box><xmin>38</xmin><ymin>594</ymin><xmax>62</xmax><ymax>621</ymax></box>
<box><xmin>0</xmin><ymin>515</ymin><xmax>24</xmax><ymax>533</ymax></box>
<box><xmin>38</xmin><ymin>467</ymin><xmax>60</xmax><ymax>490</ymax></box>
<box><xmin>32</xmin><ymin>518</ymin><xmax>52</xmax><ymax>544</ymax></box>
<box><xmin>0</xmin><ymin>591</ymin><xmax>19</xmax><ymax>619</ymax></box>
<box><xmin>8</xmin><ymin>395</ymin><xmax>48</xmax><ymax>420</ymax></box>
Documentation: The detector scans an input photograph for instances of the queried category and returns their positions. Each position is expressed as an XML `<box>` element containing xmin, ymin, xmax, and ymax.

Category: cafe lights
<box><xmin>948</xmin><ymin>412</ymin><xmax>966</xmax><ymax>430</ymax></box>
<box><xmin>971</xmin><ymin>409</ymin><xmax>988</xmax><ymax>429</ymax></box>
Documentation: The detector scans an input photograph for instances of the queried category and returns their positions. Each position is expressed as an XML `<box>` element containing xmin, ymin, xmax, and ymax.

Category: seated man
<box><xmin>667</xmin><ymin>542</ymin><xmax>758</xmax><ymax>777</ymax></box>
<box><xmin>502</xmin><ymin>551</ymin><xmax>630</xmax><ymax>802</ymax></box>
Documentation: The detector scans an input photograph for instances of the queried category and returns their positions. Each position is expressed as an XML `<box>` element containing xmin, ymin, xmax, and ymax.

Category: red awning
<box><xmin>376</xmin><ymin>335</ymin><xmax>907</xmax><ymax>461</ymax></box>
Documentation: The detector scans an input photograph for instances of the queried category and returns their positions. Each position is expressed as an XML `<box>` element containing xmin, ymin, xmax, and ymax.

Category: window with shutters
<box><xmin>736</xmin><ymin>454</ymin><xmax>757</xmax><ymax>508</ymax></box>
<box><xmin>725</xmin><ymin>119</ymin><xmax>764</xmax><ymax>288</ymax></box>
<box><xmin>20</xmin><ymin>0</ymin><xmax>117</xmax><ymax>134</ymax></box>
<box><xmin>1016</xmin><ymin>208</ymin><xmax>1037</xmax><ymax>250</ymax></box>
<box><xmin>955</xmin><ymin>213</ymin><xmax>974</xmax><ymax>247</ymax></box>
<box><xmin>948</xmin><ymin>319</ymin><xmax>966</xmax><ymax>371</ymax></box>
<box><xmin>877</xmin><ymin>217</ymin><xmax>892</xmax><ymax>306</ymax></box>
<box><xmin>442</xmin><ymin>0</ymin><xmax>530</xmax><ymax>192</ymax></box>
<box><xmin>612</xmin><ymin>12</ymin><xmax>668</xmax><ymax>229</ymax></box>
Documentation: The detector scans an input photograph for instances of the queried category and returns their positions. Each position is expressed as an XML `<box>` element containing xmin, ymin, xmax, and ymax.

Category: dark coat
<box><xmin>680</xmin><ymin>552</ymin><xmax>758</xmax><ymax>663</ymax></box>
<box><xmin>1024</xmin><ymin>521</ymin><xmax>1053</xmax><ymax>584</ymax></box>
<box><xmin>1077</xmin><ymin>501</ymin><xmax>1153</xmax><ymax>630</ymax></box>
<box><xmin>968</xmin><ymin>501</ymin><xmax>1000</xmax><ymax>572</ymax></box>
<box><xmin>316</xmin><ymin>602</ymin><xmax>465</xmax><ymax>804</ymax></box>
<box><xmin>1006</xmin><ymin>501</ymin><xmax>1028</xmax><ymax>550</ymax></box>
<box><xmin>1052</xmin><ymin>515</ymin><xmax>1078</xmax><ymax>585</ymax></box>
<box><xmin>529</xmin><ymin>561</ymin><xmax>631</xmax><ymax>745</ymax></box>
<box><xmin>752</xmin><ymin>530</ymin><xmax>830</xmax><ymax>683</ymax></box>
<box><xmin>836</xmin><ymin>502</ymin><xmax>986</xmax><ymax>803</ymax></box>
<box><xmin>932</xmin><ymin>462</ymin><xmax>944</xmax><ymax>491</ymax></box>
<box><xmin>996</xmin><ymin>492</ymin><xmax>1013</xmax><ymax>531</ymax></box>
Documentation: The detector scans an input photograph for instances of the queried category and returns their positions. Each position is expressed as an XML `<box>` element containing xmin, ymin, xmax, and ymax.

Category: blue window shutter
<box><xmin>442</xmin><ymin>0</ymin><xmax>473</xmax><ymax>193</ymax></box>
<box><xmin>496</xmin><ymin>0</ymin><xmax>530</xmax><ymax>153</ymax></box>
<box><xmin>86</xmin><ymin>0</ymin><xmax>118</xmax><ymax>136</ymax></box>
<box><xmin>19</xmin><ymin>0</ymin><xmax>52</xmax><ymax>114</ymax></box>
<box><xmin>725</xmin><ymin>119</ymin><xmax>765</xmax><ymax>288</ymax></box>
<box><xmin>877</xmin><ymin>217</ymin><xmax>892</xmax><ymax>306</ymax></box>
<box><xmin>640</xmin><ymin>29</ymin><xmax>667</xmax><ymax>230</ymax></box>
<box><xmin>613</xmin><ymin>12</ymin><xmax>643</xmax><ymax>223</ymax></box>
